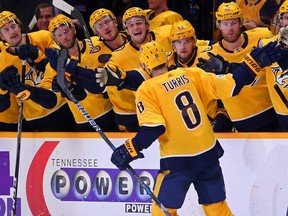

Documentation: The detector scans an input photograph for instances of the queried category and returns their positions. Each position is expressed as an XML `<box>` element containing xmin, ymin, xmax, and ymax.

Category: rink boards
<box><xmin>0</xmin><ymin>132</ymin><xmax>287</xmax><ymax>216</ymax></box>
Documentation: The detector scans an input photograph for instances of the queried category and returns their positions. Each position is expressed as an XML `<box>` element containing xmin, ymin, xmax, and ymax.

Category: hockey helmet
<box><xmin>170</xmin><ymin>20</ymin><xmax>196</xmax><ymax>41</ymax></box>
<box><xmin>140</xmin><ymin>40</ymin><xmax>167</xmax><ymax>74</ymax></box>
<box><xmin>279</xmin><ymin>0</ymin><xmax>288</xmax><ymax>15</ymax></box>
<box><xmin>215</xmin><ymin>2</ymin><xmax>242</xmax><ymax>21</ymax></box>
<box><xmin>0</xmin><ymin>11</ymin><xmax>20</xmax><ymax>29</ymax></box>
<box><xmin>89</xmin><ymin>8</ymin><xmax>116</xmax><ymax>31</ymax></box>
<box><xmin>48</xmin><ymin>14</ymin><xmax>74</xmax><ymax>35</ymax></box>
<box><xmin>122</xmin><ymin>7</ymin><xmax>148</xmax><ymax>29</ymax></box>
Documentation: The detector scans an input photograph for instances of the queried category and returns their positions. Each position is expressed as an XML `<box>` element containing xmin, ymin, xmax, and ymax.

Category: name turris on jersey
<box><xmin>162</xmin><ymin>74</ymin><xmax>189</xmax><ymax>92</ymax></box>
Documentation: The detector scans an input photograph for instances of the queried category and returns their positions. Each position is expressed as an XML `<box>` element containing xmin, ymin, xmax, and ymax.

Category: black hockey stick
<box><xmin>52</xmin><ymin>0</ymin><xmax>94</xmax><ymax>50</ymax></box>
<box><xmin>56</xmin><ymin>48</ymin><xmax>171</xmax><ymax>216</ymax></box>
<box><xmin>11</xmin><ymin>60</ymin><xmax>26</xmax><ymax>216</ymax></box>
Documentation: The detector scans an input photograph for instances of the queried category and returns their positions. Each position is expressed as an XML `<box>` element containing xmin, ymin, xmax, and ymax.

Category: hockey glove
<box><xmin>213</xmin><ymin>108</ymin><xmax>234</xmax><ymax>132</ymax></box>
<box><xmin>16</xmin><ymin>43</ymin><xmax>44</xmax><ymax>63</ymax></box>
<box><xmin>197</xmin><ymin>52</ymin><xmax>231</xmax><ymax>74</ymax></box>
<box><xmin>1</xmin><ymin>66</ymin><xmax>30</xmax><ymax>100</ymax></box>
<box><xmin>111</xmin><ymin>139</ymin><xmax>144</xmax><ymax>170</ymax></box>
<box><xmin>45</xmin><ymin>48</ymin><xmax>79</xmax><ymax>73</ymax></box>
<box><xmin>52</xmin><ymin>76</ymin><xmax>87</xmax><ymax>101</ymax></box>
<box><xmin>243</xmin><ymin>41</ymin><xmax>284</xmax><ymax>74</ymax></box>
<box><xmin>45</xmin><ymin>48</ymin><xmax>59</xmax><ymax>70</ymax></box>
<box><xmin>96</xmin><ymin>64</ymin><xmax>126</xmax><ymax>87</ymax></box>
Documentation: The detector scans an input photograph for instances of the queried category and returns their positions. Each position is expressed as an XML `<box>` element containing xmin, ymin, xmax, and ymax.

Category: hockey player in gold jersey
<box><xmin>144</xmin><ymin>0</ymin><xmax>183</xmax><ymax>30</ymax></box>
<box><xmin>46</xmin><ymin>13</ymin><xmax>119</xmax><ymax>132</ymax></box>
<box><xmin>236</xmin><ymin>0</ymin><xmax>278</xmax><ymax>30</ymax></box>
<box><xmin>110</xmin><ymin>40</ymin><xmax>277</xmax><ymax>215</ymax></box>
<box><xmin>59</xmin><ymin>7</ymin><xmax>174</xmax><ymax>132</ymax></box>
<box><xmin>258</xmin><ymin>0</ymin><xmax>288</xmax><ymax>130</ymax></box>
<box><xmin>0</xmin><ymin>11</ymin><xmax>76</xmax><ymax>131</ymax></box>
<box><xmin>167</xmin><ymin>20</ymin><xmax>208</xmax><ymax>69</ymax></box>
<box><xmin>197</xmin><ymin>2</ymin><xmax>278</xmax><ymax>132</ymax></box>
<box><xmin>110</xmin><ymin>39</ymin><xmax>287</xmax><ymax>215</ymax></box>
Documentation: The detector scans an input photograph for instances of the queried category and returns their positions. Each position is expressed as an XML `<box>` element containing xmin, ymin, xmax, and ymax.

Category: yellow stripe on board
<box><xmin>0</xmin><ymin>132</ymin><xmax>287</xmax><ymax>139</ymax></box>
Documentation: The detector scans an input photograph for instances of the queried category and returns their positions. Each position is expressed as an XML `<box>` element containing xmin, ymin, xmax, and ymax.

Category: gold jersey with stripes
<box><xmin>0</xmin><ymin>30</ymin><xmax>62</xmax><ymax>123</ymax></box>
<box><xmin>107</xmin><ymin>25</ymin><xmax>173</xmax><ymax>117</ymax></box>
<box><xmin>59</xmin><ymin>37</ymin><xmax>114</xmax><ymax>124</ymax></box>
<box><xmin>145</xmin><ymin>9</ymin><xmax>183</xmax><ymax>30</ymax></box>
<box><xmin>197</xmin><ymin>28</ymin><xmax>275</xmax><ymax>131</ymax></box>
<box><xmin>136</xmin><ymin>67</ymin><xmax>240</xmax><ymax>158</ymax></box>
<box><xmin>262</xmin><ymin>35</ymin><xmax>288</xmax><ymax>128</ymax></box>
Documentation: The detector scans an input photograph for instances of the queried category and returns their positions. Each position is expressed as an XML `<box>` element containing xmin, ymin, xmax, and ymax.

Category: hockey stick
<box><xmin>28</xmin><ymin>15</ymin><xmax>37</xmax><ymax>31</ymax></box>
<box><xmin>56</xmin><ymin>48</ymin><xmax>171</xmax><ymax>216</ymax></box>
<box><xmin>52</xmin><ymin>0</ymin><xmax>94</xmax><ymax>50</ymax></box>
<box><xmin>11</xmin><ymin>60</ymin><xmax>26</xmax><ymax>216</ymax></box>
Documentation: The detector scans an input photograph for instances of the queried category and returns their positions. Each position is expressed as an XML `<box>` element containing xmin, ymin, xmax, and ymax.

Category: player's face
<box><xmin>125</xmin><ymin>17</ymin><xmax>148</xmax><ymax>44</ymax></box>
<box><xmin>94</xmin><ymin>16</ymin><xmax>118</xmax><ymax>40</ymax></box>
<box><xmin>218</xmin><ymin>19</ymin><xmax>242</xmax><ymax>43</ymax></box>
<box><xmin>53</xmin><ymin>25</ymin><xmax>76</xmax><ymax>49</ymax></box>
<box><xmin>147</xmin><ymin>0</ymin><xmax>162</xmax><ymax>10</ymax></box>
<box><xmin>0</xmin><ymin>22</ymin><xmax>22</xmax><ymax>46</ymax></box>
<box><xmin>172</xmin><ymin>37</ymin><xmax>196</xmax><ymax>63</ymax></box>
<box><xmin>37</xmin><ymin>7</ymin><xmax>54</xmax><ymax>30</ymax></box>
<box><xmin>280</xmin><ymin>12</ymin><xmax>288</xmax><ymax>27</ymax></box>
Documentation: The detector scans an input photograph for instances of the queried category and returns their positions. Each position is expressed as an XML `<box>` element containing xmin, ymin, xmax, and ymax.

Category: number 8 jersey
<box><xmin>135</xmin><ymin>67</ymin><xmax>238</xmax><ymax>159</ymax></box>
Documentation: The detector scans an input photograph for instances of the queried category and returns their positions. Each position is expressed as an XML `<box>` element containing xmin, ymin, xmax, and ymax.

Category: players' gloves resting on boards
<box><xmin>197</xmin><ymin>52</ymin><xmax>231</xmax><ymax>74</ymax></box>
<box><xmin>111</xmin><ymin>139</ymin><xmax>144</xmax><ymax>170</ymax></box>
<box><xmin>0</xmin><ymin>66</ymin><xmax>30</xmax><ymax>100</ymax></box>
<box><xmin>96</xmin><ymin>64</ymin><xmax>126</xmax><ymax>87</ymax></box>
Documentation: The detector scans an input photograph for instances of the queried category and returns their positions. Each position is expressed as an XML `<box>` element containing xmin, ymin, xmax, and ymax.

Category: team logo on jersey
<box><xmin>24</xmin><ymin>67</ymin><xmax>44</xmax><ymax>86</ymax></box>
<box><xmin>272</xmin><ymin>66</ymin><xmax>288</xmax><ymax>88</ymax></box>
<box><xmin>90</xmin><ymin>45</ymin><xmax>101</xmax><ymax>54</ymax></box>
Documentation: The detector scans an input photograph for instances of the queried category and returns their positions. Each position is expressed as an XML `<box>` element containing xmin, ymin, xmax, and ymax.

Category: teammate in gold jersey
<box><xmin>144</xmin><ymin>0</ymin><xmax>183</xmax><ymax>30</ymax></box>
<box><xmin>258</xmin><ymin>0</ymin><xmax>288</xmax><ymax>131</ymax></box>
<box><xmin>110</xmin><ymin>40</ymin><xmax>277</xmax><ymax>216</ymax></box>
<box><xmin>197</xmin><ymin>2</ymin><xmax>277</xmax><ymax>132</ymax></box>
<box><xmin>236</xmin><ymin>0</ymin><xmax>278</xmax><ymax>30</ymax></box>
<box><xmin>0</xmin><ymin>11</ymin><xmax>76</xmax><ymax>131</ymax></box>
<box><xmin>45</xmin><ymin>13</ymin><xmax>120</xmax><ymax>132</ymax></box>
<box><xmin>60</xmin><ymin>7</ymin><xmax>174</xmax><ymax>132</ymax></box>
<box><xmin>95</xmin><ymin>19</ymin><xmax>231</xmax><ymax>132</ymax></box>
<box><xmin>167</xmin><ymin>20</ymin><xmax>209</xmax><ymax>69</ymax></box>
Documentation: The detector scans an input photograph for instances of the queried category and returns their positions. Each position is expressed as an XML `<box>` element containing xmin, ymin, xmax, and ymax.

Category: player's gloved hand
<box><xmin>1</xmin><ymin>66</ymin><xmax>30</xmax><ymax>100</ymax></box>
<box><xmin>213</xmin><ymin>108</ymin><xmax>234</xmax><ymax>132</ymax></box>
<box><xmin>45</xmin><ymin>48</ymin><xmax>59</xmax><ymax>70</ymax></box>
<box><xmin>52</xmin><ymin>76</ymin><xmax>87</xmax><ymax>101</ymax></box>
<box><xmin>96</xmin><ymin>64</ymin><xmax>126</xmax><ymax>87</ymax></box>
<box><xmin>243</xmin><ymin>41</ymin><xmax>286</xmax><ymax>74</ymax></box>
<box><xmin>111</xmin><ymin>139</ymin><xmax>144</xmax><ymax>170</ymax></box>
<box><xmin>197</xmin><ymin>52</ymin><xmax>231</xmax><ymax>74</ymax></box>
<box><xmin>45</xmin><ymin>48</ymin><xmax>79</xmax><ymax>74</ymax></box>
<box><xmin>16</xmin><ymin>43</ymin><xmax>40</xmax><ymax>61</ymax></box>
<box><xmin>279</xmin><ymin>26</ymin><xmax>288</xmax><ymax>46</ymax></box>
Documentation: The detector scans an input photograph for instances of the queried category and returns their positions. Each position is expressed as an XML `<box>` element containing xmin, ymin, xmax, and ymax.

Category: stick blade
<box><xmin>52</xmin><ymin>0</ymin><xmax>74</xmax><ymax>15</ymax></box>
<box><xmin>56</xmin><ymin>48</ymin><xmax>69</xmax><ymax>91</ymax></box>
